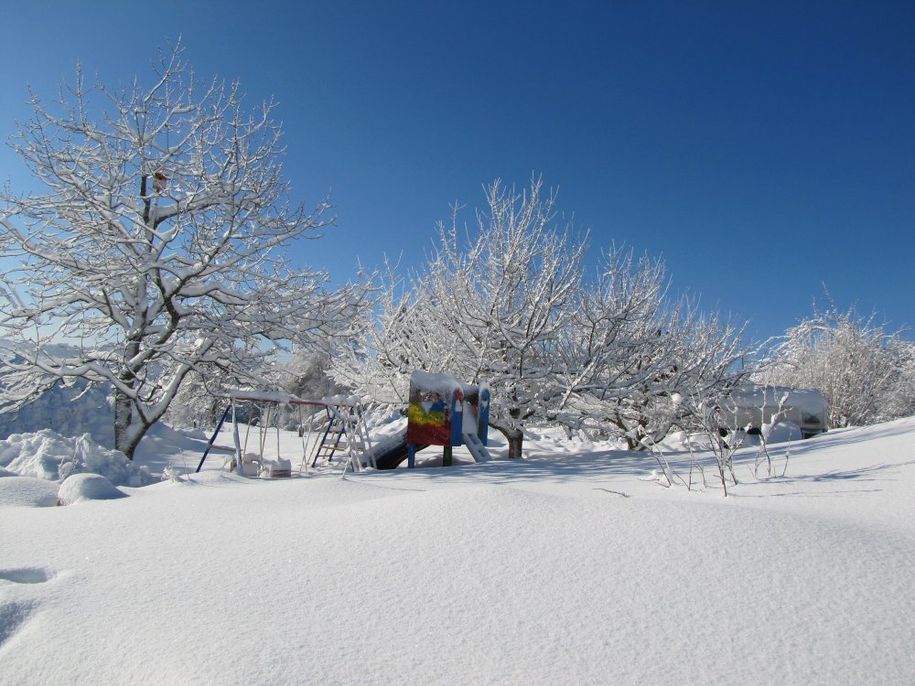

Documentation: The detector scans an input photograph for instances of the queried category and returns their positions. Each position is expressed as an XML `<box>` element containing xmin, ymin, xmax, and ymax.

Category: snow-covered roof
<box><xmin>729</xmin><ymin>385</ymin><xmax>828</xmax><ymax>414</ymax></box>
<box><xmin>409</xmin><ymin>370</ymin><xmax>463</xmax><ymax>397</ymax></box>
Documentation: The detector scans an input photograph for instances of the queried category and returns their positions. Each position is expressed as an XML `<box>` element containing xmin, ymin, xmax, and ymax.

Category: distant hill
<box><xmin>0</xmin><ymin>340</ymin><xmax>114</xmax><ymax>445</ymax></box>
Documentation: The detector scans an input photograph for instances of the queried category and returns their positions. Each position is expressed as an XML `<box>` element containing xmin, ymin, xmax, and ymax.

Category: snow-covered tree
<box><xmin>278</xmin><ymin>348</ymin><xmax>345</xmax><ymax>401</ymax></box>
<box><xmin>0</xmin><ymin>45</ymin><xmax>371</xmax><ymax>458</ymax></box>
<box><xmin>333</xmin><ymin>177</ymin><xmax>749</xmax><ymax>456</ymax></box>
<box><xmin>422</xmin><ymin>179</ymin><xmax>586</xmax><ymax>457</ymax></box>
<box><xmin>550</xmin><ymin>247</ymin><xmax>670</xmax><ymax>442</ymax></box>
<box><xmin>886</xmin><ymin>340</ymin><xmax>915</xmax><ymax>420</ymax></box>
<box><xmin>760</xmin><ymin>306</ymin><xmax>910</xmax><ymax>427</ymax></box>
<box><xmin>332</xmin><ymin>178</ymin><xmax>585</xmax><ymax>457</ymax></box>
<box><xmin>330</xmin><ymin>266</ymin><xmax>449</xmax><ymax>407</ymax></box>
<box><xmin>556</xmin><ymin>277</ymin><xmax>749</xmax><ymax>449</ymax></box>
<box><xmin>162</xmin><ymin>368</ymin><xmax>226</xmax><ymax>429</ymax></box>
<box><xmin>657</xmin><ymin>307</ymin><xmax>750</xmax><ymax>434</ymax></box>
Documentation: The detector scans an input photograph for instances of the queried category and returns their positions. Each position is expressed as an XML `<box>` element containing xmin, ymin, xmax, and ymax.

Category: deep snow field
<box><xmin>1</xmin><ymin>416</ymin><xmax>914</xmax><ymax>685</ymax></box>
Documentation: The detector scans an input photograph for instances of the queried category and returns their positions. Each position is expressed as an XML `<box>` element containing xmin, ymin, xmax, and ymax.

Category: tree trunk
<box><xmin>121</xmin><ymin>429</ymin><xmax>147</xmax><ymax>462</ymax></box>
<box><xmin>113</xmin><ymin>386</ymin><xmax>150</xmax><ymax>461</ymax></box>
<box><xmin>506</xmin><ymin>431</ymin><xmax>523</xmax><ymax>458</ymax></box>
<box><xmin>113</xmin><ymin>388</ymin><xmax>133</xmax><ymax>459</ymax></box>
<box><xmin>491</xmin><ymin>422</ymin><xmax>524</xmax><ymax>458</ymax></box>
<box><xmin>115</xmin><ymin>339</ymin><xmax>142</xmax><ymax>459</ymax></box>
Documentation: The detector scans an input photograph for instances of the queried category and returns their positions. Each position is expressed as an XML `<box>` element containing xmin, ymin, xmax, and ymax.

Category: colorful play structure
<box><xmin>373</xmin><ymin>370</ymin><xmax>492</xmax><ymax>469</ymax></box>
<box><xmin>195</xmin><ymin>371</ymin><xmax>492</xmax><ymax>476</ymax></box>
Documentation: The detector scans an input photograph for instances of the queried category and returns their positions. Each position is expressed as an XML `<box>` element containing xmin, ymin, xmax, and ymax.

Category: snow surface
<box><xmin>1</xmin><ymin>417</ymin><xmax>914</xmax><ymax>684</ymax></box>
<box><xmin>0</xmin><ymin>476</ymin><xmax>58</xmax><ymax>508</ymax></box>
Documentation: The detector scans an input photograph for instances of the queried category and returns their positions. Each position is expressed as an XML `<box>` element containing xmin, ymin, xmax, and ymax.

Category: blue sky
<box><xmin>1</xmin><ymin>1</ymin><xmax>913</xmax><ymax>342</ymax></box>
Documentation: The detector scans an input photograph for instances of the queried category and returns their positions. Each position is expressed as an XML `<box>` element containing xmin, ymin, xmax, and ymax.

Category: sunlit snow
<box><xmin>1</xmin><ymin>415</ymin><xmax>913</xmax><ymax>683</ymax></box>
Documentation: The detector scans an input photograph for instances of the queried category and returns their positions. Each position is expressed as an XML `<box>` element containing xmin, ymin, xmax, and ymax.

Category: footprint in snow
<box><xmin>0</xmin><ymin>568</ymin><xmax>56</xmax><ymax>649</ymax></box>
<box><xmin>0</xmin><ymin>567</ymin><xmax>55</xmax><ymax>585</ymax></box>
<box><xmin>0</xmin><ymin>600</ymin><xmax>38</xmax><ymax>649</ymax></box>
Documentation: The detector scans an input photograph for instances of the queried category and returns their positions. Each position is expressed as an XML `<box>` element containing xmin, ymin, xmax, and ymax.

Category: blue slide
<box><xmin>373</xmin><ymin>430</ymin><xmax>429</xmax><ymax>470</ymax></box>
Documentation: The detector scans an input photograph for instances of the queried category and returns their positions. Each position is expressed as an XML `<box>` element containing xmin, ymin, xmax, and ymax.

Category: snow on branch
<box><xmin>0</xmin><ymin>43</ymin><xmax>374</xmax><ymax>459</ymax></box>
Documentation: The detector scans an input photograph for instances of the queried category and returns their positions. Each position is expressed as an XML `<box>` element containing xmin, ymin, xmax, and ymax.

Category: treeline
<box><xmin>324</xmin><ymin>179</ymin><xmax>915</xmax><ymax>455</ymax></box>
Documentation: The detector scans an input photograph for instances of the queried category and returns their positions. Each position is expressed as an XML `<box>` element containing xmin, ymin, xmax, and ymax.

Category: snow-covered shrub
<box><xmin>161</xmin><ymin>465</ymin><xmax>184</xmax><ymax>483</ymax></box>
<box><xmin>761</xmin><ymin>421</ymin><xmax>802</xmax><ymax>444</ymax></box>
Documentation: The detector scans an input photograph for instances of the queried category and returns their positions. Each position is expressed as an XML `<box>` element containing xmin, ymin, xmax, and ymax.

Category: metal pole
<box><xmin>195</xmin><ymin>404</ymin><xmax>233</xmax><ymax>473</ymax></box>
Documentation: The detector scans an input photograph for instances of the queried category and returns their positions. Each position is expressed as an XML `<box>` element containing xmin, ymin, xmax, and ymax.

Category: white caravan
<box><xmin>721</xmin><ymin>385</ymin><xmax>828</xmax><ymax>438</ymax></box>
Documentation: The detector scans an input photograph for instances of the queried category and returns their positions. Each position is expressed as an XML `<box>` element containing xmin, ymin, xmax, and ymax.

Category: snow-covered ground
<box><xmin>1</xmin><ymin>417</ymin><xmax>914</xmax><ymax>684</ymax></box>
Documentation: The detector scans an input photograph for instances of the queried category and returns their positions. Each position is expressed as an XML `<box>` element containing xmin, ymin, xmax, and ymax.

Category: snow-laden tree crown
<box><xmin>330</xmin><ymin>178</ymin><xmax>749</xmax><ymax>457</ymax></box>
<box><xmin>0</xmin><ymin>45</ymin><xmax>372</xmax><ymax>459</ymax></box>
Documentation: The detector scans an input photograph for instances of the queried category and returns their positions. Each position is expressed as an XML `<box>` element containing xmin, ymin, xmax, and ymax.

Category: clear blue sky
<box><xmin>1</xmin><ymin>1</ymin><xmax>913</xmax><ymax>342</ymax></box>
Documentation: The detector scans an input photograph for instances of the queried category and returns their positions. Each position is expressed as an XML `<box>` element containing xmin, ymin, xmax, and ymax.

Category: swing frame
<box><xmin>195</xmin><ymin>391</ymin><xmax>374</xmax><ymax>475</ymax></box>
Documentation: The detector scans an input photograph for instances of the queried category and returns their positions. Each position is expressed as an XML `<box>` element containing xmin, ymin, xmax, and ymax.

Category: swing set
<box><xmin>195</xmin><ymin>391</ymin><xmax>375</xmax><ymax>476</ymax></box>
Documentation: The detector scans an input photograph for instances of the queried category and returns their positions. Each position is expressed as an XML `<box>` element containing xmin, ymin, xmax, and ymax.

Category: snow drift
<box><xmin>1</xmin><ymin>417</ymin><xmax>914</xmax><ymax>684</ymax></box>
<box><xmin>0</xmin><ymin>430</ymin><xmax>152</xmax><ymax>486</ymax></box>
<box><xmin>56</xmin><ymin>473</ymin><xmax>126</xmax><ymax>505</ymax></box>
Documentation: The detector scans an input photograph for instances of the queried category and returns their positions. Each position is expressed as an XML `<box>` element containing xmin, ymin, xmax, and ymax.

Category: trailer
<box><xmin>721</xmin><ymin>385</ymin><xmax>828</xmax><ymax>438</ymax></box>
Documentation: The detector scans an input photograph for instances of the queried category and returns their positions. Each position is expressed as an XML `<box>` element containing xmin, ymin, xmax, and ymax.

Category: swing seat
<box><xmin>260</xmin><ymin>458</ymin><xmax>292</xmax><ymax>478</ymax></box>
<box><xmin>239</xmin><ymin>452</ymin><xmax>262</xmax><ymax>477</ymax></box>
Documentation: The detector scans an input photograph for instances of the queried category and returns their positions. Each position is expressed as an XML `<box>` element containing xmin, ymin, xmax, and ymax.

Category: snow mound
<box><xmin>0</xmin><ymin>475</ymin><xmax>60</xmax><ymax>507</ymax></box>
<box><xmin>0</xmin><ymin>430</ymin><xmax>153</xmax><ymax>486</ymax></box>
<box><xmin>57</xmin><ymin>473</ymin><xmax>126</xmax><ymax>505</ymax></box>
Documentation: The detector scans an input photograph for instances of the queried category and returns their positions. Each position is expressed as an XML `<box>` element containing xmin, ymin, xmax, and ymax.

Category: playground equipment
<box><xmin>195</xmin><ymin>392</ymin><xmax>374</xmax><ymax>475</ymax></box>
<box><xmin>195</xmin><ymin>373</ymin><xmax>491</xmax><ymax>474</ymax></box>
<box><xmin>374</xmin><ymin>370</ymin><xmax>492</xmax><ymax>469</ymax></box>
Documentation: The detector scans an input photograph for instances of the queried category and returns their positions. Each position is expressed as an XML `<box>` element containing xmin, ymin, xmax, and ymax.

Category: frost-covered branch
<box><xmin>0</xmin><ymin>44</ymin><xmax>373</xmax><ymax>458</ymax></box>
